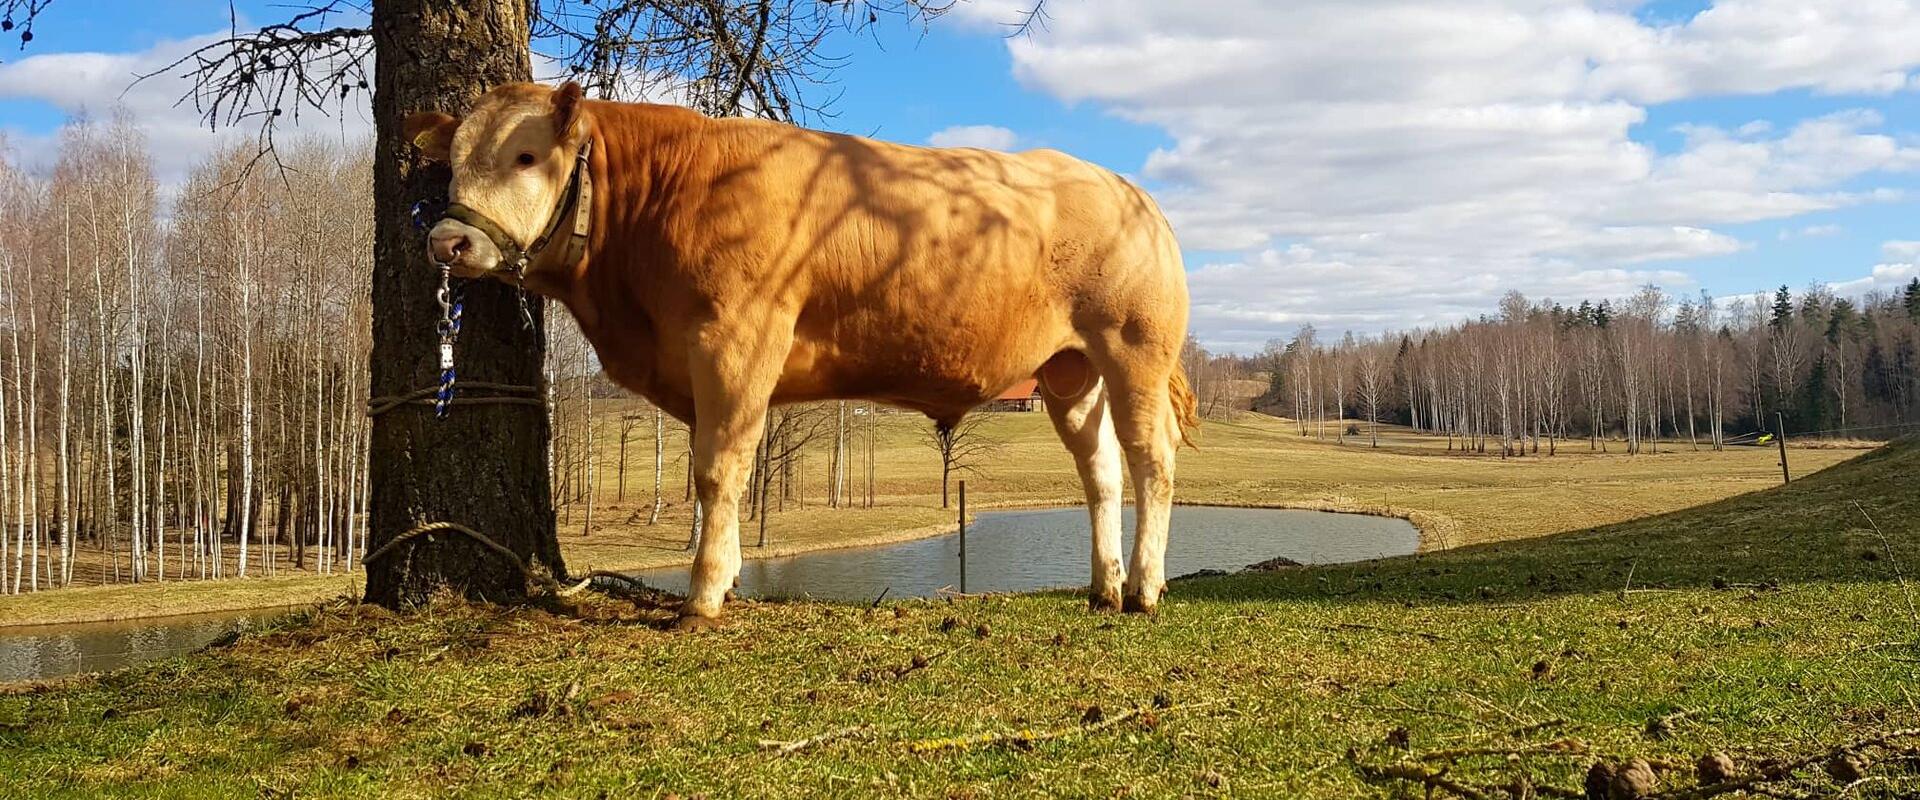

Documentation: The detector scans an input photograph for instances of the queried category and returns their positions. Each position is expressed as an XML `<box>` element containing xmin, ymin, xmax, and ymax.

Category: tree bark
<box><xmin>365</xmin><ymin>0</ymin><xmax>562</xmax><ymax>607</ymax></box>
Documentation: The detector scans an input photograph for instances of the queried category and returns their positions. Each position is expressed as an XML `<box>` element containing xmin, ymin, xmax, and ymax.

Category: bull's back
<box><xmin>697</xmin><ymin>123</ymin><xmax>1181</xmax><ymax>415</ymax></box>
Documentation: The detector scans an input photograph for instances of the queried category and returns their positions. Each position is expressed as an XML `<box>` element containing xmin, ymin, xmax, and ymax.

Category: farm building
<box><xmin>986</xmin><ymin>378</ymin><xmax>1041</xmax><ymax>411</ymax></box>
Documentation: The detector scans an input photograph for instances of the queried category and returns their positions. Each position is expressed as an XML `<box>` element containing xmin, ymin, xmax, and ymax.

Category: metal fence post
<box><xmin>958</xmin><ymin>480</ymin><xmax>967</xmax><ymax>595</ymax></box>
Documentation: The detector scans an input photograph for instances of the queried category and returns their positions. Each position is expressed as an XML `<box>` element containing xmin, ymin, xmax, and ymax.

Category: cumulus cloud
<box><xmin>928</xmin><ymin>124</ymin><xmax>1020</xmax><ymax>151</ymax></box>
<box><xmin>0</xmin><ymin>31</ymin><xmax>373</xmax><ymax>192</ymax></box>
<box><xmin>954</xmin><ymin>0</ymin><xmax>1920</xmax><ymax>348</ymax></box>
<box><xmin>1827</xmin><ymin>260</ymin><xmax>1920</xmax><ymax>297</ymax></box>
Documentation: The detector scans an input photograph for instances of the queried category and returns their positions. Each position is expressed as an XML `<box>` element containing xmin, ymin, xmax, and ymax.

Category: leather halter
<box><xmin>439</xmin><ymin>138</ymin><xmax>594</xmax><ymax>276</ymax></box>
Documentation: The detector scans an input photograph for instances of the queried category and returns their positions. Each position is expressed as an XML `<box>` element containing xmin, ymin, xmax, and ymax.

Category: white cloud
<box><xmin>1826</xmin><ymin>262</ymin><xmax>1918</xmax><ymax>297</ymax></box>
<box><xmin>0</xmin><ymin>31</ymin><xmax>374</xmax><ymax>192</ymax></box>
<box><xmin>954</xmin><ymin>0</ymin><xmax>1920</xmax><ymax>349</ymax></box>
<box><xmin>1838</xmin><ymin>241</ymin><xmax>1920</xmax><ymax>296</ymax></box>
<box><xmin>928</xmin><ymin>124</ymin><xmax>1019</xmax><ymax>151</ymax></box>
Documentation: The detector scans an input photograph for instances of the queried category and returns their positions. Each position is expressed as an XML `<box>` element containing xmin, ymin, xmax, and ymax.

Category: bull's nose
<box><xmin>429</xmin><ymin>230</ymin><xmax>471</xmax><ymax>265</ymax></box>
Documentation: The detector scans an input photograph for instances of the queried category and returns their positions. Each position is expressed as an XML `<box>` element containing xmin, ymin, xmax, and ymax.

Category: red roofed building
<box><xmin>986</xmin><ymin>378</ymin><xmax>1040</xmax><ymax>412</ymax></box>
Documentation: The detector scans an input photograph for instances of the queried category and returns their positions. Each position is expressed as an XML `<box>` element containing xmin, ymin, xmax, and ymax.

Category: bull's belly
<box><xmin>773</xmin><ymin>328</ymin><xmax>1066</xmax><ymax>421</ymax></box>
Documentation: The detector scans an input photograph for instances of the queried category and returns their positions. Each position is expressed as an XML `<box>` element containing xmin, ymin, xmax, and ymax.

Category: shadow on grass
<box><xmin>1174</xmin><ymin>438</ymin><xmax>1919</xmax><ymax>607</ymax></box>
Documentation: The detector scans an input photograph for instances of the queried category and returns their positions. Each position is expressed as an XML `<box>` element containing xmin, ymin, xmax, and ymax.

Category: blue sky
<box><xmin>2</xmin><ymin>1</ymin><xmax>1916</xmax><ymax>351</ymax></box>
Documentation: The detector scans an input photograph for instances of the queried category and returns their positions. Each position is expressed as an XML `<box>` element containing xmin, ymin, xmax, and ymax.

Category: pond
<box><xmin>0</xmin><ymin>506</ymin><xmax>1416</xmax><ymax>684</ymax></box>
<box><xmin>0</xmin><ymin>608</ymin><xmax>286</xmax><ymax>684</ymax></box>
<box><xmin>633</xmin><ymin>505</ymin><xmax>1419</xmax><ymax>602</ymax></box>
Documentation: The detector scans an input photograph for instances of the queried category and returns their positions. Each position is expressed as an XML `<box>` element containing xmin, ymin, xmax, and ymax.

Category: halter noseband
<box><xmin>438</xmin><ymin>137</ymin><xmax>595</xmax><ymax>277</ymax></box>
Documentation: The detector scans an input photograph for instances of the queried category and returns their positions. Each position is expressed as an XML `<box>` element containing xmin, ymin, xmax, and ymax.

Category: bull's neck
<box><xmin>524</xmin><ymin>100</ymin><xmax>707</xmax><ymax>329</ymax></box>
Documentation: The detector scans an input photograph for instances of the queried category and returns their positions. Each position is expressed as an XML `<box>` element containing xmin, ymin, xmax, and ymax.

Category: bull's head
<box><xmin>404</xmin><ymin>81</ymin><xmax>592</xmax><ymax>279</ymax></box>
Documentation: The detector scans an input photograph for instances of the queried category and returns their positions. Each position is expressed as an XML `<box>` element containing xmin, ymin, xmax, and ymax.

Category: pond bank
<box><xmin>1</xmin><ymin>507</ymin><xmax>1417</xmax><ymax>682</ymax></box>
<box><xmin>0</xmin><ymin>497</ymin><xmax>1443</xmax><ymax>629</ymax></box>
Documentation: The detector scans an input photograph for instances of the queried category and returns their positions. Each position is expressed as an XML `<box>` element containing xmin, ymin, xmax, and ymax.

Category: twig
<box><xmin>1457</xmin><ymin>691</ymin><xmax>1529</xmax><ymax>727</ymax></box>
<box><xmin>1359</xmin><ymin>700</ymin><xmax>1476</xmax><ymax>723</ymax></box>
<box><xmin>1507</xmin><ymin>718</ymin><xmax>1571</xmax><ymax>739</ymax></box>
<box><xmin>758</xmin><ymin>724</ymin><xmax>872</xmax><ymax>756</ymax></box>
<box><xmin>889</xmin><ymin>647</ymin><xmax>957</xmax><ymax>679</ymax></box>
<box><xmin>1421</xmin><ymin>737</ymin><xmax>1588</xmax><ymax>763</ymax></box>
<box><xmin>1646</xmin><ymin>728</ymin><xmax>1920</xmax><ymax>799</ymax></box>
<box><xmin>1351</xmin><ymin>761</ymin><xmax>1496</xmax><ymax>800</ymax></box>
<box><xmin>902</xmin><ymin>700</ymin><xmax>1223</xmax><ymax>754</ymax></box>
<box><xmin>1322</xmin><ymin>622</ymin><xmax>1450</xmax><ymax>642</ymax></box>
<box><xmin>868</xmin><ymin>586</ymin><xmax>891</xmax><ymax>610</ymax></box>
<box><xmin>556</xmin><ymin>570</ymin><xmax>654</xmax><ymax>599</ymax></box>
<box><xmin>1619</xmin><ymin>559</ymin><xmax>1638</xmax><ymax>602</ymax></box>
<box><xmin>1854</xmin><ymin>501</ymin><xmax>1917</xmax><ymax>629</ymax></box>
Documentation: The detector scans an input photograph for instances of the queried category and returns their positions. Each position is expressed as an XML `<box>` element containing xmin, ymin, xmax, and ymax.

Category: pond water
<box><xmin>0</xmin><ymin>608</ymin><xmax>286</xmax><ymax>684</ymax></box>
<box><xmin>633</xmin><ymin>505</ymin><xmax>1419</xmax><ymax>601</ymax></box>
<box><xmin>0</xmin><ymin>506</ymin><xmax>1416</xmax><ymax>684</ymax></box>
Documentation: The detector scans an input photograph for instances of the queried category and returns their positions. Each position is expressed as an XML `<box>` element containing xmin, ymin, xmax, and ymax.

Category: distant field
<box><xmin>0</xmin><ymin>406</ymin><xmax>1863</xmax><ymax>626</ymax></box>
<box><xmin>572</xmin><ymin>400</ymin><xmax>1863</xmax><ymax>552</ymax></box>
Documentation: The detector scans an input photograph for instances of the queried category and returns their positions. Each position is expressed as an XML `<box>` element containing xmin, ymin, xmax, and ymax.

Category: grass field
<box><xmin>0</xmin><ymin>408</ymin><xmax>1863</xmax><ymax>627</ymax></box>
<box><xmin>1</xmin><ymin>434</ymin><xmax>1913</xmax><ymax>797</ymax></box>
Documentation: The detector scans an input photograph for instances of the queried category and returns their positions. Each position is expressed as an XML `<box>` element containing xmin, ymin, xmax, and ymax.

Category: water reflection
<box><xmin>0</xmin><ymin>609</ymin><xmax>284</xmax><ymax>684</ymax></box>
<box><xmin>636</xmin><ymin>505</ymin><xmax>1417</xmax><ymax>601</ymax></box>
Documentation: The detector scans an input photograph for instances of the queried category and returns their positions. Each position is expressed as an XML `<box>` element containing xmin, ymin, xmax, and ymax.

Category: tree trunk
<box><xmin>365</xmin><ymin>0</ymin><xmax>562</xmax><ymax>607</ymax></box>
<box><xmin>648</xmin><ymin>408</ymin><xmax>662</xmax><ymax>526</ymax></box>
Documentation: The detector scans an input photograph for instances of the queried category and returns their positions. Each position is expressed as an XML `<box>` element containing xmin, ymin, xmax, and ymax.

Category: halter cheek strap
<box><xmin>439</xmin><ymin>137</ymin><xmax>595</xmax><ymax>276</ymax></box>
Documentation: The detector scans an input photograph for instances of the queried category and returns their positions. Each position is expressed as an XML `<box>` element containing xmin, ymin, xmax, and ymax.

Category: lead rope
<box><xmin>433</xmin><ymin>263</ymin><xmax>464</xmax><ymax>418</ymax></box>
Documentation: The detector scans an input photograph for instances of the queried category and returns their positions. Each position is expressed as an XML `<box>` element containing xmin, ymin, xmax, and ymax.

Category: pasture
<box><xmin>0</xmin><ymin>436</ymin><xmax>1913</xmax><ymax>797</ymax></box>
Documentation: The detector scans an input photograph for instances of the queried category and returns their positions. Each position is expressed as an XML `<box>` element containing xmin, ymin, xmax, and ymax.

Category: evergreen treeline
<box><xmin>1260</xmin><ymin>283</ymin><xmax>1920</xmax><ymax>452</ymax></box>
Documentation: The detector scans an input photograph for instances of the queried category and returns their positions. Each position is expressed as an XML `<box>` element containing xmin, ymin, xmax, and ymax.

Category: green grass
<box><xmin>3</xmin><ymin>440</ymin><xmax>1915</xmax><ymax>798</ymax></box>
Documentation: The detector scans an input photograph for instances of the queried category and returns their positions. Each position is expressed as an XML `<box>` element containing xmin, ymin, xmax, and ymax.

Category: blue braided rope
<box><xmin>434</xmin><ymin>285</ymin><xmax>466</xmax><ymax>419</ymax></box>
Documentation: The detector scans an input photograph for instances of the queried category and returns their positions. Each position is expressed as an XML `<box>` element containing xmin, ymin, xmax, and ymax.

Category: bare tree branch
<box><xmin>532</xmin><ymin>0</ymin><xmax>959</xmax><ymax>121</ymax></box>
<box><xmin>0</xmin><ymin>0</ymin><xmax>53</xmax><ymax>54</ymax></box>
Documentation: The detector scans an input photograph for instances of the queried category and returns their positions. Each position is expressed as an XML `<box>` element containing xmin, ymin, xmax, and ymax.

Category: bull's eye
<box><xmin>515</xmin><ymin>152</ymin><xmax>536</xmax><ymax>167</ymax></box>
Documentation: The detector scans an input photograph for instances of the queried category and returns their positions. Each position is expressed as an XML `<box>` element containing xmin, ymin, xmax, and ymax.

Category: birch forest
<box><xmin>0</xmin><ymin>117</ymin><xmax>904</xmax><ymax>596</ymax></box>
<box><xmin>0</xmin><ymin>119</ymin><xmax>376</xmax><ymax>594</ymax></box>
<box><xmin>1260</xmin><ymin>285</ymin><xmax>1920</xmax><ymax>453</ymax></box>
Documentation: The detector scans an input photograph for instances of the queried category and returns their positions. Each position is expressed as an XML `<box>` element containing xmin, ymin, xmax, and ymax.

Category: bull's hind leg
<box><xmin>678</xmin><ymin>328</ymin><xmax>785</xmax><ymax>630</ymax></box>
<box><xmin>1088</xmin><ymin>343</ymin><xmax>1182</xmax><ymax>614</ymax></box>
<box><xmin>1039</xmin><ymin>351</ymin><xmax>1126</xmax><ymax>611</ymax></box>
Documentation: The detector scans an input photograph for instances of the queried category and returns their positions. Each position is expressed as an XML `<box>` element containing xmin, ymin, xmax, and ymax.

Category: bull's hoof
<box><xmin>1121</xmin><ymin>593</ymin><xmax>1159</xmax><ymax>615</ymax></box>
<box><xmin>1089</xmin><ymin>592</ymin><xmax>1123</xmax><ymax>613</ymax></box>
<box><xmin>672</xmin><ymin>612</ymin><xmax>724</xmax><ymax>633</ymax></box>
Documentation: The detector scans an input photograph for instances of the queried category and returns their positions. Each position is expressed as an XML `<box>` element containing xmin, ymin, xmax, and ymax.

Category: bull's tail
<box><xmin>1168</xmin><ymin>368</ymin><xmax>1202</xmax><ymax>449</ymax></box>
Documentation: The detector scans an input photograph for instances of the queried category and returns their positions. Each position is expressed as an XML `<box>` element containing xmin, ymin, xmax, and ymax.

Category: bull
<box><xmin>406</xmin><ymin>82</ymin><xmax>1198</xmax><ymax>629</ymax></box>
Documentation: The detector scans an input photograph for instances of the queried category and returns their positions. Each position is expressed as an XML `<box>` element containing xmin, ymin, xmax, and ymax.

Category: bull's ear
<box><xmin>403</xmin><ymin>111</ymin><xmax>460</xmax><ymax>162</ymax></box>
<box><xmin>551</xmin><ymin>81</ymin><xmax>586</xmax><ymax>140</ymax></box>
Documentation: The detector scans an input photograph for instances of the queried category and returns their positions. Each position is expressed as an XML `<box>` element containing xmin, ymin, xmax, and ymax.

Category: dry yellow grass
<box><xmin>571</xmin><ymin>402</ymin><xmax>1860</xmax><ymax>551</ymax></box>
<box><xmin>0</xmin><ymin>404</ymin><xmax>1862</xmax><ymax>627</ymax></box>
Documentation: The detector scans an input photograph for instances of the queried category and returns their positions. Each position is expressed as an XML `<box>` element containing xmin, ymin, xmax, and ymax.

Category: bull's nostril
<box><xmin>430</xmin><ymin>233</ymin><xmax>472</xmax><ymax>264</ymax></box>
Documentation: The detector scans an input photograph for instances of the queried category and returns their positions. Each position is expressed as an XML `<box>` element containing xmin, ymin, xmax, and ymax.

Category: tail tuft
<box><xmin>1168</xmin><ymin>368</ymin><xmax>1202</xmax><ymax>448</ymax></box>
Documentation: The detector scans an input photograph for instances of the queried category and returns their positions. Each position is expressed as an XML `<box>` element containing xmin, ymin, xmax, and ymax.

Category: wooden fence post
<box><xmin>1775</xmin><ymin>412</ymin><xmax>1790</xmax><ymax>484</ymax></box>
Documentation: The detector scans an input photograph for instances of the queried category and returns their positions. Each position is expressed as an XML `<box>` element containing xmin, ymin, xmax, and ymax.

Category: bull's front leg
<box><xmin>677</xmin><ymin>327</ymin><xmax>785</xmax><ymax>631</ymax></box>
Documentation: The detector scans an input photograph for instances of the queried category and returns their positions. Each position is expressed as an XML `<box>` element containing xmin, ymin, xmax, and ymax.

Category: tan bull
<box><xmin>406</xmin><ymin>82</ymin><xmax>1198</xmax><ymax>628</ymax></box>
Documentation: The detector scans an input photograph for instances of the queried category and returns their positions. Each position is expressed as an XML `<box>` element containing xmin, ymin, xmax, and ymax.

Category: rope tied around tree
<box><xmin>362</xmin><ymin>521</ymin><xmax>651</xmax><ymax>600</ymax></box>
<box><xmin>364</xmin><ymin>381</ymin><xmax>544</xmax><ymax>417</ymax></box>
